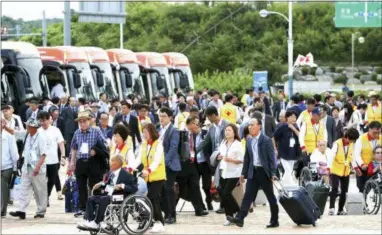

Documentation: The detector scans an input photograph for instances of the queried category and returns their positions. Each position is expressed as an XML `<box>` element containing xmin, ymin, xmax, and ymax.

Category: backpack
<box><xmin>178</xmin><ymin>130</ymin><xmax>190</xmax><ymax>162</ymax></box>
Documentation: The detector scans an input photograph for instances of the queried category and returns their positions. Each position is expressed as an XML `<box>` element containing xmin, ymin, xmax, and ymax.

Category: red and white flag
<box><xmin>294</xmin><ymin>54</ymin><xmax>306</xmax><ymax>67</ymax></box>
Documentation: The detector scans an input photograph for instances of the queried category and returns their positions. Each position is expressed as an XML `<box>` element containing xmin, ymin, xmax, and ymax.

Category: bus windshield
<box><xmin>17</xmin><ymin>57</ymin><xmax>43</xmax><ymax>97</ymax></box>
<box><xmin>70</xmin><ymin>62</ymin><xmax>96</xmax><ymax>101</ymax></box>
<box><xmin>121</xmin><ymin>63</ymin><xmax>142</xmax><ymax>97</ymax></box>
<box><xmin>94</xmin><ymin>62</ymin><xmax>118</xmax><ymax>99</ymax></box>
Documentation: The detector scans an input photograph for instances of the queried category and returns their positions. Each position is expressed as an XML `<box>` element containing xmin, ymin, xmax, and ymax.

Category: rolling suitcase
<box><xmin>63</xmin><ymin>175</ymin><xmax>79</xmax><ymax>213</ymax></box>
<box><xmin>305</xmin><ymin>180</ymin><xmax>330</xmax><ymax>216</ymax></box>
<box><xmin>275</xmin><ymin>181</ymin><xmax>320</xmax><ymax>226</ymax></box>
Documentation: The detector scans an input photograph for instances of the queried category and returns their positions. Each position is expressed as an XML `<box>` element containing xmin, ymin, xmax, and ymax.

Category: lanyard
<box><xmin>29</xmin><ymin>133</ymin><xmax>39</xmax><ymax>149</ymax></box>
<box><xmin>225</xmin><ymin>141</ymin><xmax>234</xmax><ymax>157</ymax></box>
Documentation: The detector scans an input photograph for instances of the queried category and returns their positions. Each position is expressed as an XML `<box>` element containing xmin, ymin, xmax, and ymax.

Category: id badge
<box><xmin>105</xmin><ymin>185</ymin><xmax>114</xmax><ymax>196</ymax></box>
<box><xmin>31</xmin><ymin>151</ymin><xmax>38</xmax><ymax>161</ymax></box>
<box><xmin>80</xmin><ymin>143</ymin><xmax>89</xmax><ymax>154</ymax></box>
<box><xmin>344</xmin><ymin>160</ymin><xmax>349</xmax><ymax>165</ymax></box>
<box><xmin>289</xmin><ymin>137</ymin><xmax>295</xmax><ymax>147</ymax></box>
<box><xmin>190</xmin><ymin>151</ymin><xmax>195</xmax><ymax>159</ymax></box>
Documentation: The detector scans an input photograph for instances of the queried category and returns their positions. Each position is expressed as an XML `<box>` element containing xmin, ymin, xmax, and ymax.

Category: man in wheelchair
<box><xmin>77</xmin><ymin>155</ymin><xmax>138</xmax><ymax>230</ymax></box>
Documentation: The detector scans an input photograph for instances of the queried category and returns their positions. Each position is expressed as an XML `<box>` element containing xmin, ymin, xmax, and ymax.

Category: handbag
<box><xmin>232</xmin><ymin>181</ymin><xmax>244</xmax><ymax>206</ymax></box>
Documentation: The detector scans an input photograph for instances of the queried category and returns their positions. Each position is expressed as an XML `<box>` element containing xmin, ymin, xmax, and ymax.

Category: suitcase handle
<box><xmin>273</xmin><ymin>180</ymin><xmax>288</xmax><ymax>197</ymax></box>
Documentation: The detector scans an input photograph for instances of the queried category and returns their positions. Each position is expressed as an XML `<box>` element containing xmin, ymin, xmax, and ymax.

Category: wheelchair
<box><xmin>298</xmin><ymin>162</ymin><xmax>319</xmax><ymax>187</ymax></box>
<box><xmin>363</xmin><ymin>171</ymin><xmax>382</xmax><ymax>215</ymax></box>
<box><xmin>78</xmin><ymin>171</ymin><xmax>153</xmax><ymax>235</ymax></box>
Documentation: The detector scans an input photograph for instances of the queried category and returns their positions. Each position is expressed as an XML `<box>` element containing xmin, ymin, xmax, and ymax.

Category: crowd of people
<box><xmin>1</xmin><ymin>86</ymin><xmax>382</xmax><ymax>232</ymax></box>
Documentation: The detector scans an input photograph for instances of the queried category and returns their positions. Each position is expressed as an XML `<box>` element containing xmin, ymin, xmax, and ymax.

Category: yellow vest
<box><xmin>176</xmin><ymin>112</ymin><xmax>190</xmax><ymax>129</ymax></box>
<box><xmin>110</xmin><ymin>136</ymin><xmax>133</xmax><ymax>168</ymax></box>
<box><xmin>360</xmin><ymin>133</ymin><xmax>382</xmax><ymax>165</ymax></box>
<box><xmin>220</xmin><ymin>103</ymin><xmax>237</xmax><ymax>124</ymax></box>
<box><xmin>241</xmin><ymin>94</ymin><xmax>248</xmax><ymax>105</ymax></box>
<box><xmin>304</xmin><ymin>120</ymin><xmax>326</xmax><ymax>154</ymax></box>
<box><xmin>138</xmin><ymin>116</ymin><xmax>152</xmax><ymax>133</ymax></box>
<box><xmin>301</xmin><ymin>110</ymin><xmax>311</xmax><ymax>123</ymax></box>
<box><xmin>331</xmin><ymin>139</ymin><xmax>354</xmax><ymax>177</ymax></box>
<box><xmin>141</xmin><ymin>140</ymin><xmax>166</xmax><ymax>182</ymax></box>
<box><xmin>367</xmin><ymin>103</ymin><xmax>382</xmax><ymax>123</ymax></box>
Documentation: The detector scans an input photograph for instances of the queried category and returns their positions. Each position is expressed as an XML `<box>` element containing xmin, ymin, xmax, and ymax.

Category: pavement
<box><xmin>1</xmin><ymin>169</ymin><xmax>381</xmax><ymax>234</ymax></box>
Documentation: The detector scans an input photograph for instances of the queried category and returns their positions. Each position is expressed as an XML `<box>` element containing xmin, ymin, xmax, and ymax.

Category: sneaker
<box><xmin>223</xmin><ymin>220</ymin><xmax>232</xmax><ymax>226</ymax></box>
<box><xmin>151</xmin><ymin>221</ymin><xmax>165</xmax><ymax>233</ymax></box>
<box><xmin>77</xmin><ymin>219</ymin><xmax>89</xmax><ymax>228</ymax></box>
<box><xmin>337</xmin><ymin>211</ymin><xmax>347</xmax><ymax>216</ymax></box>
<box><xmin>57</xmin><ymin>191</ymin><xmax>64</xmax><ymax>200</ymax></box>
<box><xmin>85</xmin><ymin>221</ymin><xmax>99</xmax><ymax>229</ymax></box>
<box><xmin>328</xmin><ymin>208</ymin><xmax>335</xmax><ymax>216</ymax></box>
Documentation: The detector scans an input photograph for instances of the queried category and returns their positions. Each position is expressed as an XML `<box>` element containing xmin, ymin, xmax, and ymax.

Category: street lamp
<box><xmin>351</xmin><ymin>32</ymin><xmax>365</xmax><ymax>89</ymax></box>
<box><xmin>260</xmin><ymin>2</ymin><xmax>293</xmax><ymax>97</ymax></box>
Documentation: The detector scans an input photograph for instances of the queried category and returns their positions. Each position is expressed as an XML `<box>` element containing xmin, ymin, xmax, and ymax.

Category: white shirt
<box><xmin>208</xmin><ymin>99</ymin><xmax>224</xmax><ymax>110</ymax></box>
<box><xmin>218</xmin><ymin>140</ymin><xmax>244</xmax><ymax>179</ymax></box>
<box><xmin>310</xmin><ymin>149</ymin><xmax>330</xmax><ymax>166</ymax></box>
<box><xmin>38</xmin><ymin>126</ymin><xmax>64</xmax><ymax>165</ymax></box>
<box><xmin>51</xmin><ymin>83</ymin><xmax>65</xmax><ymax>98</ymax></box>
<box><xmin>31</xmin><ymin>109</ymin><xmax>39</xmax><ymax>119</ymax></box>
<box><xmin>1</xmin><ymin>130</ymin><xmax>19</xmax><ymax>171</ymax></box>
<box><xmin>348</xmin><ymin>110</ymin><xmax>364</xmax><ymax>133</ymax></box>
<box><xmin>111</xmin><ymin>168</ymin><xmax>121</xmax><ymax>186</ymax></box>
<box><xmin>99</xmin><ymin>100</ymin><xmax>110</xmax><ymax>114</ymax></box>
<box><xmin>298</xmin><ymin>121</ymin><xmax>328</xmax><ymax>149</ymax></box>
<box><xmin>160</xmin><ymin>123</ymin><xmax>171</xmax><ymax>140</ymax></box>
<box><xmin>251</xmin><ymin>132</ymin><xmax>262</xmax><ymax>167</ymax></box>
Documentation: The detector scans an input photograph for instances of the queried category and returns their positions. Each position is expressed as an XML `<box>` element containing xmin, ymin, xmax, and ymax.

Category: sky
<box><xmin>2</xmin><ymin>1</ymin><xmax>80</xmax><ymax>21</ymax></box>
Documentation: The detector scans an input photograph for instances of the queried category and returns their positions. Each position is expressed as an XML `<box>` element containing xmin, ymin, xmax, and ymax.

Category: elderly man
<box><xmin>69</xmin><ymin>111</ymin><xmax>106</xmax><ymax>217</ymax></box>
<box><xmin>10</xmin><ymin>119</ymin><xmax>48</xmax><ymax>219</ymax></box>
<box><xmin>77</xmin><ymin>155</ymin><xmax>138</xmax><ymax>230</ymax></box>
<box><xmin>1</xmin><ymin>119</ymin><xmax>19</xmax><ymax>218</ymax></box>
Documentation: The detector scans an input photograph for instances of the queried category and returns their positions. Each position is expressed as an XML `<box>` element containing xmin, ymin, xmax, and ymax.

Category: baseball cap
<box><xmin>312</xmin><ymin>107</ymin><xmax>321</xmax><ymax>116</ymax></box>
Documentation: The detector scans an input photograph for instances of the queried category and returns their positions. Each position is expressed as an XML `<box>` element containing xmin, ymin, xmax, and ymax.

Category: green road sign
<box><xmin>335</xmin><ymin>1</ymin><xmax>382</xmax><ymax>28</ymax></box>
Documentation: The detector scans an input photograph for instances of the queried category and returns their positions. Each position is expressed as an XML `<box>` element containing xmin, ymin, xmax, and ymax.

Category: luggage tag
<box><xmin>289</xmin><ymin>137</ymin><xmax>295</xmax><ymax>147</ymax></box>
<box><xmin>80</xmin><ymin>143</ymin><xmax>89</xmax><ymax>154</ymax></box>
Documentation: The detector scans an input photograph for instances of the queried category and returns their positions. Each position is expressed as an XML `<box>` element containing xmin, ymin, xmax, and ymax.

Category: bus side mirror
<box><xmin>180</xmin><ymin>74</ymin><xmax>189</xmax><ymax>89</ymax></box>
<box><xmin>156</xmin><ymin>74</ymin><xmax>164</xmax><ymax>90</ymax></box>
<box><xmin>96</xmin><ymin>72</ymin><xmax>104</xmax><ymax>87</ymax></box>
<box><xmin>123</xmin><ymin>70</ymin><xmax>133</xmax><ymax>88</ymax></box>
<box><xmin>74</xmin><ymin>73</ymin><xmax>82</xmax><ymax>89</ymax></box>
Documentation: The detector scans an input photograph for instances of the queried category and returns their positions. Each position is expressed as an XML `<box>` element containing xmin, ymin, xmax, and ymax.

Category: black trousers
<box><xmin>148</xmin><ymin>180</ymin><xmax>165</xmax><ymax>225</ymax></box>
<box><xmin>356</xmin><ymin>170</ymin><xmax>371</xmax><ymax>192</ymax></box>
<box><xmin>196</xmin><ymin>162</ymin><xmax>212</xmax><ymax>204</ymax></box>
<box><xmin>84</xmin><ymin>195</ymin><xmax>111</xmax><ymax>224</ymax></box>
<box><xmin>75</xmin><ymin>158</ymin><xmax>89</xmax><ymax>211</ymax></box>
<box><xmin>238</xmin><ymin>167</ymin><xmax>279</xmax><ymax>223</ymax></box>
<box><xmin>47</xmin><ymin>163</ymin><xmax>59</xmax><ymax>198</ymax></box>
<box><xmin>329</xmin><ymin>174</ymin><xmax>350</xmax><ymax>212</ymax></box>
<box><xmin>162</xmin><ymin>168</ymin><xmax>178</xmax><ymax>219</ymax></box>
<box><xmin>55</xmin><ymin>162</ymin><xmax>62</xmax><ymax>192</ymax></box>
<box><xmin>219</xmin><ymin>177</ymin><xmax>240</xmax><ymax>217</ymax></box>
<box><xmin>176</xmin><ymin>160</ymin><xmax>204</xmax><ymax>213</ymax></box>
<box><xmin>65</xmin><ymin>134</ymin><xmax>74</xmax><ymax>158</ymax></box>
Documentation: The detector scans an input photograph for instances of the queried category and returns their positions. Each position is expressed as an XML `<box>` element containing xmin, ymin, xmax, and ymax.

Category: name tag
<box><xmin>190</xmin><ymin>151</ymin><xmax>195</xmax><ymax>159</ymax></box>
<box><xmin>31</xmin><ymin>151</ymin><xmax>38</xmax><ymax>161</ymax></box>
<box><xmin>80</xmin><ymin>143</ymin><xmax>89</xmax><ymax>154</ymax></box>
<box><xmin>344</xmin><ymin>160</ymin><xmax>349</xmax><ymax>165</ymax></box>
<box><xmin>289</xmin><ymin>138</ymin><xmax>295</xmax><ymax>147</ymax></box>
<box><xmin>105</xmin><ymin>185</ymin><xmax>114</xmax><ymax>196</ymax></box>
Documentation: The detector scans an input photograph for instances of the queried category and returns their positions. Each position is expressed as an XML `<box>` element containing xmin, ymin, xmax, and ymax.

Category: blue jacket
<box><xmin>242</xmin><ymin>134</ymin><xmax>276</xmax><ymax>180</ymax></box>
<box><xmin>162</xmin><ymin>124</ymin><xmax>181</xmax><ymax>172</ymax></box>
